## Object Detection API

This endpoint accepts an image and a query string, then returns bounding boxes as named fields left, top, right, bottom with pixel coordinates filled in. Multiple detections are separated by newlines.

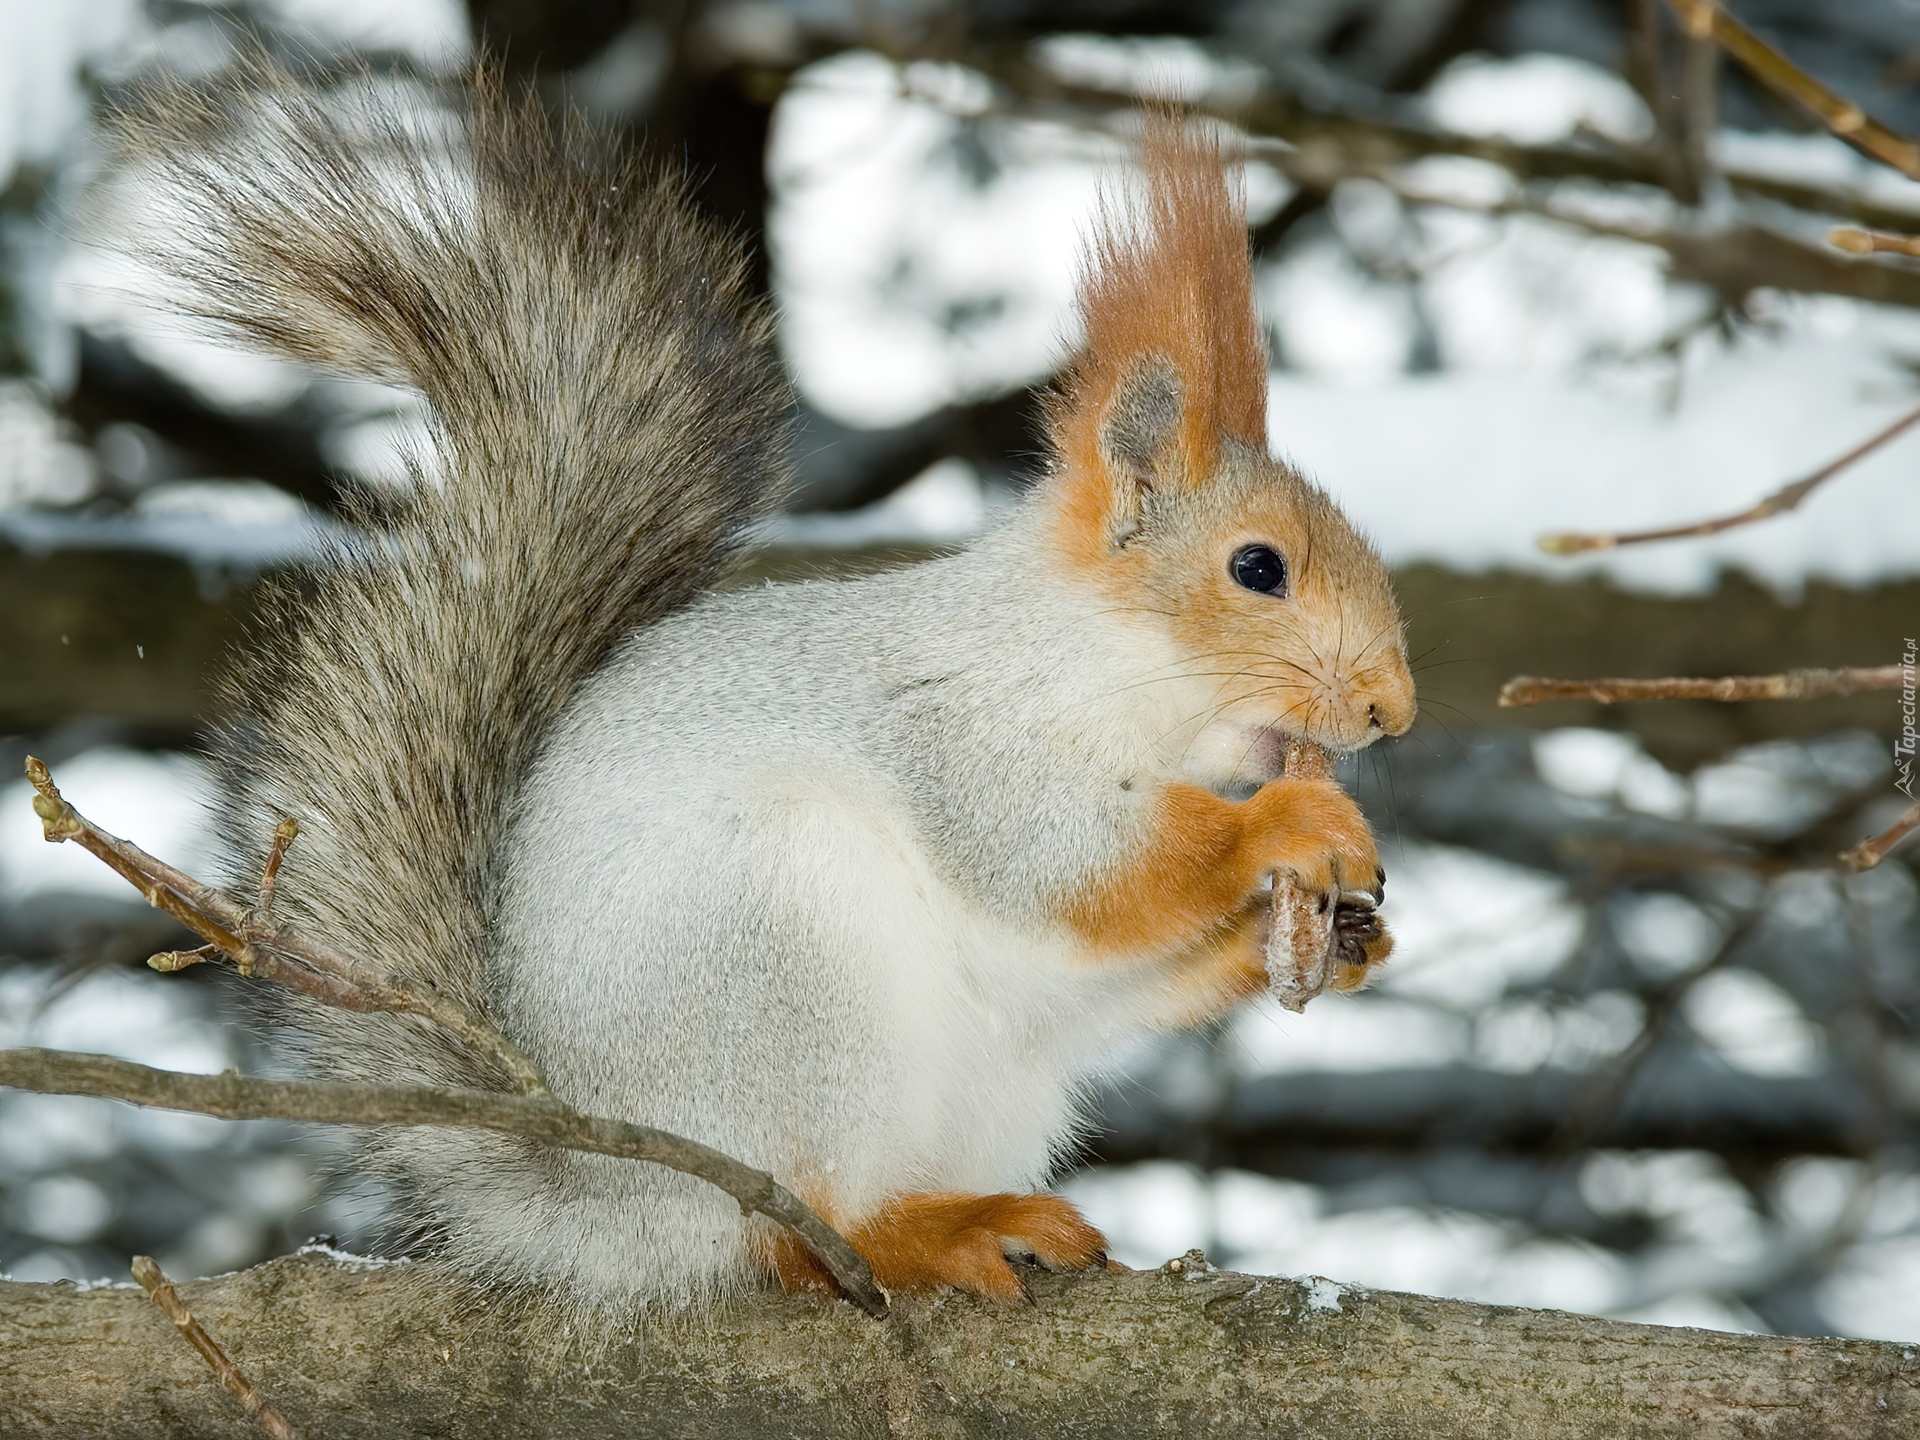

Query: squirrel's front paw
left=1249, top=776, right=1381, bottom=902
left=1330, top=895, right=1394, bottom=991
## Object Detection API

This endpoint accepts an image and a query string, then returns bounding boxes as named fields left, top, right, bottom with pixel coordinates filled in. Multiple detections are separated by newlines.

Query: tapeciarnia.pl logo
left=1899, top=637, right=1917, bottom=799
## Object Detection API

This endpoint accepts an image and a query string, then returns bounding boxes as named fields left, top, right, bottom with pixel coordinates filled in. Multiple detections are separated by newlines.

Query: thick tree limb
left=2, top=1250, right=1914, bottom=1438
left=1538, top=402, right=1920, bottom=554
left=130, top=1257, right=302, bottom=1440
left=0, top=1048, right=887, bottom=1319
left=1499, top=665, right=1904, bottom=707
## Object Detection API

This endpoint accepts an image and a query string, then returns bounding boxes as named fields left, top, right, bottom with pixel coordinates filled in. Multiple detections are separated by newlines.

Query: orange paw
left=765, top=1191, right=1108, bottom=1302
left=1250, top=776, right=1380, bottom=897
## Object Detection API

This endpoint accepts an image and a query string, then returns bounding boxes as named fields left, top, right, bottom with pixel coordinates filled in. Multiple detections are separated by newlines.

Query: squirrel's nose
left=1366, top=692, right=1416, bottom=738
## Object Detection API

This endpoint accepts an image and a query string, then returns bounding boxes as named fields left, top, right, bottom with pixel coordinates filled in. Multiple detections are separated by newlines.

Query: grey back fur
left=110, top=62, right=787, bottom=1101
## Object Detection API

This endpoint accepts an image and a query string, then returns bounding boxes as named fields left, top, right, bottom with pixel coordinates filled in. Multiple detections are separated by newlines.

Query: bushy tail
left=113, top=63, right=787, bottom=1093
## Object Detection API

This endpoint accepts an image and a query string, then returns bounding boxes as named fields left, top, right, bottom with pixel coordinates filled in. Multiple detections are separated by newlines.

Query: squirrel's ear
left=1099, top=359, right=1184, bottom=540
left=1046, top=115, right=1268, bottom=558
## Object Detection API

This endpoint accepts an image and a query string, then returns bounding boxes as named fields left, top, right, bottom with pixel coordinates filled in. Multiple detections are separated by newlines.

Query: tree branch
left=25, top=756, right=548, bottom=1099
left=130, top=1256, right=303, bottom=1440
left=1499, top=666, right=1905, bottom=707
left=1538, top=402, right=1920, bottom=554
left=15, top=759, right=889, bottom=1318
left=1664, top=0, right=1920, bottom=178
left=1832, top=227, right=1920, bottom=259
left=1676, top=0, right=1720, bottom=200
left=951, top=43, right=1920, bottom=242
left=1842, top=800, right=1920, bottom=871
left=3, top=1250, right=1914, bottom=1438
left=0, top=1047, right=888, bottom=1318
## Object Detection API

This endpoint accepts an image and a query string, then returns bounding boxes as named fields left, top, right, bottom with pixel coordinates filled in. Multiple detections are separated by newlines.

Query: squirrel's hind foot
left=766, top=1191, right=1108, bottom=1303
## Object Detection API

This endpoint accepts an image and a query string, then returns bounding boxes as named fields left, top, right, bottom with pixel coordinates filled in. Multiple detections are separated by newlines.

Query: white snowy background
left=2, top=1, right=1917, bottom=1343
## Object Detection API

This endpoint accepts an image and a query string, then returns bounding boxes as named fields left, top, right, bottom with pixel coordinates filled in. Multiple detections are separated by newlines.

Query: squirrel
left=114, top=64, right=1415, bottom=1314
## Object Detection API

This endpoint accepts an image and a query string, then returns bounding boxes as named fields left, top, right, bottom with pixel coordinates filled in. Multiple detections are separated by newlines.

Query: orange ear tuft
left=1048, top=114, right=1267, bottom=527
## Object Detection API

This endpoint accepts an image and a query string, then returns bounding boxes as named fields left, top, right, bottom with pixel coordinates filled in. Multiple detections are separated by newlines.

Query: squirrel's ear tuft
left=1048, top=113, right=1267, bottom=547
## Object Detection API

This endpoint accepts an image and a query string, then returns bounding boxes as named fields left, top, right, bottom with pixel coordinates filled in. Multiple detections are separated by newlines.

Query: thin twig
left=131, top=1255, right=304, bottom=1440
left=1499, top=666, right=1904, bottom=707
left=1841, top=801, right=1920, bottom=871
left=1664, top=0, right=1920, bottom=178
left=25, top=757, right=549, bottom=1098
left=1831, top=227, right=1920, bottom=258
left=1537, top=402, right=1920, bottom=554
left=17, top=759, right=888, bottom=1316
left=149, top=944, right=219, bottom=974
left=255, top=818, right=298, bottom=920
left=964, top=41, right=1920, bottom=234
left=8, top=1050, right=890, bottom=1318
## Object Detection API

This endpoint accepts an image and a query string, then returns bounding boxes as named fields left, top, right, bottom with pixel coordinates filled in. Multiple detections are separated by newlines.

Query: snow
left=1718, top=129, right=1920, bottom=215
left=762, top=457, right=996, bottom=547
left=1425, top=52, right=1654, bottom=146
left=1824, top=1236, right=1920, bottom=1342
left=1692, top=734, right=1891, bottom=837
left=1263, top=320, right=1920, bottom=595
left=1612, top=892, right=1725, bottom=979
left=1229, top=994, right=1471, bottom=1075
left=1304, top=1276, right=1345, bottom=1311
left=55, top=237, right=317, bottom=416
left=1064, top=1163, right=1629, bottom=1316
left=768, top=51, right=1110, bottom=427
left=1066, top=1146, right=1870, bottom=1329
left=1534, top=729, right=1690, bottom=818
left=0, top=502, right=328, bottom=570
left=765, top=50, right=1920, bottom=594
left=0, top=960, right=242, bottom=1240
left=9, top=1175, right=114, bottom=1245
left=0, top=0, right=143, bottom=188
left=0, top=383, right=95, bottom=511
left=1682, top=969, right=1827, bottom=1078
left=1033, top=33, right=1257, bottom=106
left=1368, top=843, right=1585, bottom=1008
left=258, top=0, right=470, bottom=67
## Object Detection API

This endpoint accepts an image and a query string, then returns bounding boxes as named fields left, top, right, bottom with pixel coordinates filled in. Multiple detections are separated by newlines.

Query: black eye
left=1231, top=544, right=1288, bottom=596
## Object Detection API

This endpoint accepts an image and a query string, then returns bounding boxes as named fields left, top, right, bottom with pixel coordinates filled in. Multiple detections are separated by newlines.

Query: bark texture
left=3, top=1250, right=1915, bottom=1439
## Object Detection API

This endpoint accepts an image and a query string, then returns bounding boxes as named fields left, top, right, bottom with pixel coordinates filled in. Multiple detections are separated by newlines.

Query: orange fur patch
left=1047, top=115, right=1268, bottom=565
left=1159, top=897, right=1274, bottom=1027
left=1060, top=777, right=1379, bottom=961
left=764, top=1192, right=1108, bottom=1302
